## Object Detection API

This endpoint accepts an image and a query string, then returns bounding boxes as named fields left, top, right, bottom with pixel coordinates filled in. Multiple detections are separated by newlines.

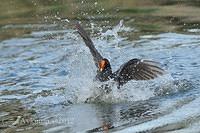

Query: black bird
left=76, top=23, right=166, bottom=88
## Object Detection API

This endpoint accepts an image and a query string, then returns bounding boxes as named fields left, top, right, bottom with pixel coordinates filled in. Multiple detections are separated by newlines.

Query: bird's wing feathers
left=113, top=59, right=166, bottom=86
left=76, top=23, right=103, bottom=67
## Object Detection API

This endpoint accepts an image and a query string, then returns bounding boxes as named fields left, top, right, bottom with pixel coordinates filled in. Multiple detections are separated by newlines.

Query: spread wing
left=113, top=59, right=166, bottom=87
left=76, top=23, right=103, bottom=67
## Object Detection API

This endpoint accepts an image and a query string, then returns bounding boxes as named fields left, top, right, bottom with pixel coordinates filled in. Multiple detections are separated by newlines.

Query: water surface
left=1, top=0, right=200, bottom=133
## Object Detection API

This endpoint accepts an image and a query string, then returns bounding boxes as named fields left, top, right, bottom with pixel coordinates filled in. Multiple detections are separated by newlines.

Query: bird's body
left=76, top=23, right=165, bottom=88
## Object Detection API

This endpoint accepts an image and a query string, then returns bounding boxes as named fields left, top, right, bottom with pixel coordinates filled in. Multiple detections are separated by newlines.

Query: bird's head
left=96, top=58, right=112, bottom=82
left=98, top=58, right=111, bottom=72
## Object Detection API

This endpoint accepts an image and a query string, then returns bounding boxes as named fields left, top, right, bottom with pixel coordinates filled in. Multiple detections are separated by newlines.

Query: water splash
left=63, top=22, right=179, bottom=104
left=101, top=20, right=133, bottom=46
